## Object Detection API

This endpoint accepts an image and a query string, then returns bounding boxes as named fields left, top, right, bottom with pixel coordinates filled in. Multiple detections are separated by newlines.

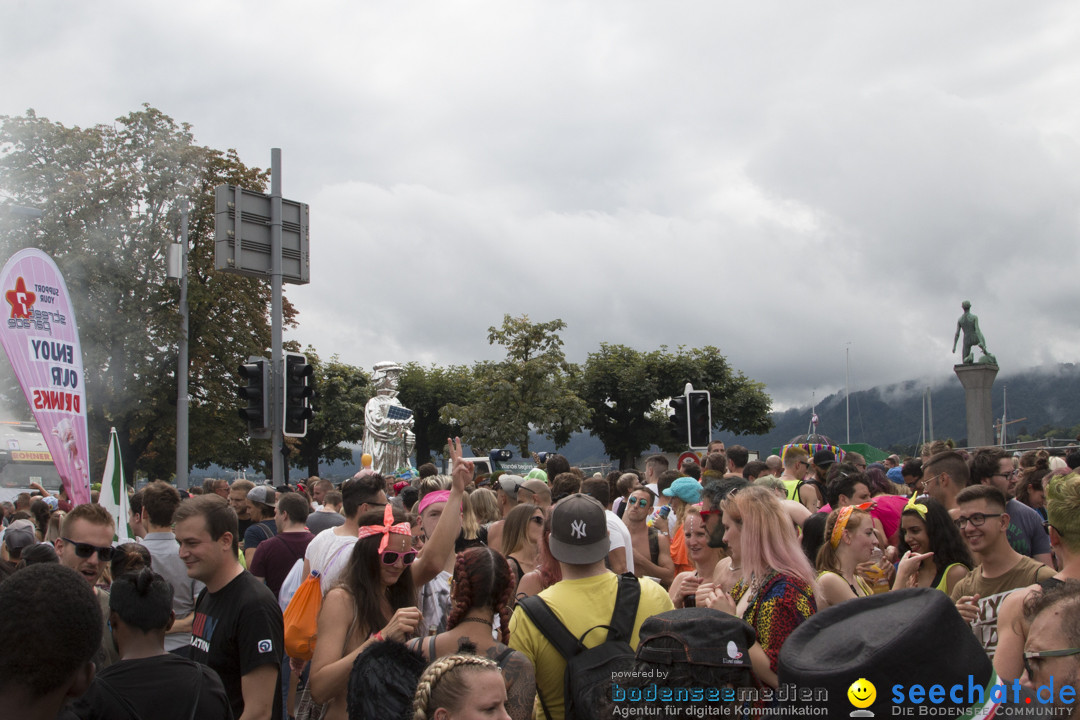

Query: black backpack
left=518, top=573, right=641, bottom=720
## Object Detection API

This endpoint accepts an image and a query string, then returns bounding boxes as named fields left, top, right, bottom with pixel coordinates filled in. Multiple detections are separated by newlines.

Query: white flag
left=99, top=427, right=133, bottom=543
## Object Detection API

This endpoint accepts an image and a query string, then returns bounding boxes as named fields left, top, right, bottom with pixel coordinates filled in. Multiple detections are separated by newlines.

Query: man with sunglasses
left=951, top=485, right=1055, bottom=662
left=991, top=471, right=1080, bottom=683
left=55, top=503, right=119, bottom=670
left=1020, top=579, right=1080, bottom=717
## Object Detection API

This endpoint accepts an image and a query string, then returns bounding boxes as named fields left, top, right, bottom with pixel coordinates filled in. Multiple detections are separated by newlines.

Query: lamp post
left=167, top=207, right=190, bottom=491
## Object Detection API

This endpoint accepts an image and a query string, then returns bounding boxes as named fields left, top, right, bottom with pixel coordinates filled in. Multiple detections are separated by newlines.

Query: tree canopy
left=441, top=315, right=588, bottom=457
left=0, top=106, right=293, bottom=478
left=578, top=343, right=773, bottom=468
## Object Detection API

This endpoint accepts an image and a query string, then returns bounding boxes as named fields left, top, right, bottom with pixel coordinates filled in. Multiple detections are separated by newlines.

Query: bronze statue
left=953, top=300, right=996, bottom=365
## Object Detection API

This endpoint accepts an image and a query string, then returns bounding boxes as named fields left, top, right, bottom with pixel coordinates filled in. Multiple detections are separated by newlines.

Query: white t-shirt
left=304, top=528, right=358, bottom=595
left=605, top=509, right=635, bottom=575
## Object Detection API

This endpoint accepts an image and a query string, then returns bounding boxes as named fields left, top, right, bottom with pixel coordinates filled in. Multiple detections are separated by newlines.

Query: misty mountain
left=192, top=363, right=1080, bottom=481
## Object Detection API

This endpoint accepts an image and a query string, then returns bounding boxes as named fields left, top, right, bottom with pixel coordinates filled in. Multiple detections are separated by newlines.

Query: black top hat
left=778, top=588, right=995, bottom=716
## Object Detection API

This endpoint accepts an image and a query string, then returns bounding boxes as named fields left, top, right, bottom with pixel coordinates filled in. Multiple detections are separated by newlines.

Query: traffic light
left=237, top=357, right=270, bottom=439
left=668, top=396, right=689, bottom=445
left=283, top=352, right=314, bottom=437
left=688, top=390, right=712, bottom=449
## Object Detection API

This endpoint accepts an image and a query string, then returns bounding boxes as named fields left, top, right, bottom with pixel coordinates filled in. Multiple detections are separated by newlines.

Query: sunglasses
left=61, top=537, right=114, bottom=561
left=698, top=509, right=722, bottom=518
left=381, top=550, right=417, bottom=566
left=630, top=498, right=650, bottom=508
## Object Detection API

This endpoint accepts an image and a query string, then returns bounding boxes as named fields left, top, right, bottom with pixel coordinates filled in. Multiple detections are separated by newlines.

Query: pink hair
left=725, top=486, right=817, bottom=589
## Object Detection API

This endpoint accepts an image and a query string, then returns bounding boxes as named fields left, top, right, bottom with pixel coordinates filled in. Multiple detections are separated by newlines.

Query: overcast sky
left=3, top=1, right=1080, bottom=411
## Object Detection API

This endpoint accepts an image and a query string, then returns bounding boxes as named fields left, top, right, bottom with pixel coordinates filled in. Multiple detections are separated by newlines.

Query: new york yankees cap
left=547, top=493, right=609, bottom=565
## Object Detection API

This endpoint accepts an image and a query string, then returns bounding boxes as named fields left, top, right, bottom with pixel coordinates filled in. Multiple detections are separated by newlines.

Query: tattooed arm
left=487, top=645, right=536, bottom=720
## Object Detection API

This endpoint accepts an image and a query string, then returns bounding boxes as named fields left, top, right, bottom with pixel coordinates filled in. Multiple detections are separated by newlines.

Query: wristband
left=370, top=631, right=384, bottom=642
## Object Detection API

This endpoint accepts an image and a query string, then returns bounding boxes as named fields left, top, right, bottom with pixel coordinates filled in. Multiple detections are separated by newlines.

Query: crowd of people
left=1, top=437, right=1079, bottom=719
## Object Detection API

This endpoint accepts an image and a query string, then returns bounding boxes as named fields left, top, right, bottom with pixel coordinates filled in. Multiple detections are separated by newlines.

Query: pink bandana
left=357, top=503, right=412, bottom=552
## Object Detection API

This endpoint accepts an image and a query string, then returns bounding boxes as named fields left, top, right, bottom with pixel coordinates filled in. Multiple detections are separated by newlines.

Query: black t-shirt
left=190, top=570, right=284, bottom=720
left=62, top=653, right=232, bottom=720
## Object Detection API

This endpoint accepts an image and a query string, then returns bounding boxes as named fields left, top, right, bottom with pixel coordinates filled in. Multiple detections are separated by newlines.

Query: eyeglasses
left=61, top=538, right=114, bottom=561
left=629, top=498, right=650, bottom=508
left=1043, top=521, right=1061, bottom=534
left=365, top=501, right=387, bottom=509
left=1023, top=647, right=1080, bottom=680
left=411, top=534, right=427, bottom=548
left=954, top=513, right=1003, bottom=529
left=923, top=472, right=945, bottom=490
left=530, top=516, right=544, bottom=525
left=381, top=550, right=417, bottom=566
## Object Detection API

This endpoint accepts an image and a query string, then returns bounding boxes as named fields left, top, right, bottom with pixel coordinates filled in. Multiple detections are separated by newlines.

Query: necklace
left=458, top=617, right=493, bottom=627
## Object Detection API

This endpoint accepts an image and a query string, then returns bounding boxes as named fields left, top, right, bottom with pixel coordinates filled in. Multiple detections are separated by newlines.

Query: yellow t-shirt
left=508, top=572, right=675, bottom=720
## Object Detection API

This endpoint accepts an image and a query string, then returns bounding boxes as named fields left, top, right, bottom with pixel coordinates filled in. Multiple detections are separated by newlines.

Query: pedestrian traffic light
left=283, top=352, right=314, bottom=437
left=669, top=396, right=689, bottom=445
left=688, top=390, right=712, bottom=449
left=237, top=357, right=270, bottom=439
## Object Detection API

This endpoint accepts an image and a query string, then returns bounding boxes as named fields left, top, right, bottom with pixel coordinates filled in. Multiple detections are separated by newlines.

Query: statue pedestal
left=954, top=364, right=999, bottom=447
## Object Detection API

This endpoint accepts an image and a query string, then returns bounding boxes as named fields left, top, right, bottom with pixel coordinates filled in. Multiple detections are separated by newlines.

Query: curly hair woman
left=893, top=494, right=973, bottom=595
left=407, top=546, right=535, bottom=720
left=412, top=646, right=510, bottom=720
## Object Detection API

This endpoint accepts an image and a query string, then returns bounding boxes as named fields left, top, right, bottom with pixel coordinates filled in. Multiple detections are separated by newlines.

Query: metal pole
left=176, top=206, right=190, bottom=490
left=270, top=149, right=284, bottom=485
left=845, top=344, right=851, bottom=445
left=928, top=387, right=934, bottom=442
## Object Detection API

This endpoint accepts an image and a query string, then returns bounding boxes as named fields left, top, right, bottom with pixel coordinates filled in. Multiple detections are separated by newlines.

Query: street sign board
left=214, top=184, right=310, bottom=284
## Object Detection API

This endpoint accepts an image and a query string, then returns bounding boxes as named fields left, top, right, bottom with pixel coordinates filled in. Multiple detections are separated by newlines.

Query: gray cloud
left=4, top=1, right=1080, bottom=411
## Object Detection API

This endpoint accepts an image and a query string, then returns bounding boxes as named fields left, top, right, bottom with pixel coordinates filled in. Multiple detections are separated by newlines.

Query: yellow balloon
left=361, top=453, right=373, bottom=467
left=847, top=678, right=876, bottom=709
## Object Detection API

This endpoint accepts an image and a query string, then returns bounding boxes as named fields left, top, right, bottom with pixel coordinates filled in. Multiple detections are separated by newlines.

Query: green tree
left=441, top=315, right=588, bottom=457
left=292, top=349, right=370, bottom=477
left=578, top=343, right=773, bottom=468
left=397, top=362, right=475, bottom=465
left=0, top=106, right=293, bottom=478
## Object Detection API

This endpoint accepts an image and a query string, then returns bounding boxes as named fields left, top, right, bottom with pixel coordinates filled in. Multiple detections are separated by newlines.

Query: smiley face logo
left=847, top=678, right=876, bottom=709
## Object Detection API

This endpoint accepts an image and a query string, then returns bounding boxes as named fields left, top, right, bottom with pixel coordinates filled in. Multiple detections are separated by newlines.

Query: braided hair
left=412, top=646, right=501, bottom=720
left=445, top=546, right=515, bottom=644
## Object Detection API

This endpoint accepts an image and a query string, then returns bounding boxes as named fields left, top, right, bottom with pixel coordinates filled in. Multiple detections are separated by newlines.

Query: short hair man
left=901, top=458, right=924, bottom=493
left=544, top=453, right=571, bottom=479
left=250, top=492, right=315, bottom=598
left=922, top=450, right=970, bottom=511
left=969, top=448, right=1053, bottom=567
left=0, top=564, right=101, bottom=719
left=228, top=479, right=256, bottom=538
left=1020, top=580, right=1080, bottom=718
left=621, top=486, right=675, bottom=586
left=581, top=477, right=634, bottom=575
left=243, top=485, right=278, bottom=566
left=643, top=454, right=669, bottom=491
left=65, top=569, right=231, bottom=718
left=705, top=440, right=726, bottom=456
left=55, top=503, right=119, bottom=670
left=309, top=477, right=334, bottom=507
left=306, top=489, right=345, bottom=535
left=764, top=455, right=782, bottom=476
left=780, top=448, right=822, bottom=512
left=137, top=480, right=204, bottom=656
left=726, top=445, right=750, bottom=478
left=128, top=489, right=147, bottom=539
left=509, top=494, right=675, bottom=720
left=742, top=460, right=770, bottom=481
left=303, top=472, right=387, bottom=595
left=951, top=485, right=1055, bottom=662
left=518, top=478, right=552, bottom=510
left=824, top=472, right=872, bottom=509
left=175, top=495, right=284, bottom=720
left=612, top=472, right=641, bottom=518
